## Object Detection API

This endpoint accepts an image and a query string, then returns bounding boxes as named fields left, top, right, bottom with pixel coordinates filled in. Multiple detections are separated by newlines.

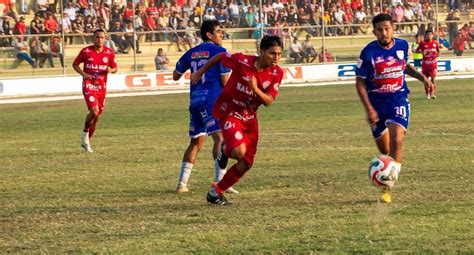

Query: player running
left=355, top=14, right=434, bottom=203
left=191, top=35, right=284, bottom=205
left=416, top=29, right=439, bottom=99
left=73, top=29, right=117, bottom=153
left=173, top=20, right=237, bottom=194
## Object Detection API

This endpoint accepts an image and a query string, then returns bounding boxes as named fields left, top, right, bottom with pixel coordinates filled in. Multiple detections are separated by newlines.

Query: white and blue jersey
left=356, top=38, right=411, bottom=138
left=175, top=42, right=230, bottom=138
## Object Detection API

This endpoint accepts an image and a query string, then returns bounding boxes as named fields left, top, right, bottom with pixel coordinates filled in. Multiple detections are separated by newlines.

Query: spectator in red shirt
left=44, top=12, right=58, bottom=34
left=318, top=47, right=333, bottom=62
left=351, top=0, right=363, bottom=11
left=13, top=15, right=26, bottom=35
left=146, top=1, right=159, bottom=24
left=122, top=2, right=134, bottom=23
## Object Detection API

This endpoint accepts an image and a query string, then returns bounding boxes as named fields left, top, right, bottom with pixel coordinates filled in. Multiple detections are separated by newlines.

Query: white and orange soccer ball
left=368, top=155, right=398, bottom=187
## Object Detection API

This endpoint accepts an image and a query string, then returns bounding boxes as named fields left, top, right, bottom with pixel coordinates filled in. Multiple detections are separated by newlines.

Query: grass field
left=1, top=78, right=473, bottom=253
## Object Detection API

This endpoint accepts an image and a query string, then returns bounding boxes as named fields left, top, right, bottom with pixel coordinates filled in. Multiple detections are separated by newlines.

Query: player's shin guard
left=214, top=164, right=244, bottom=195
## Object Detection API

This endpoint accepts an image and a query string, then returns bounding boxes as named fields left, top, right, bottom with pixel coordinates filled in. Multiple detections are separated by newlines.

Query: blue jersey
left=175, top=42, right=230, bottom=109
left=355, top=38, right=411, bottom=104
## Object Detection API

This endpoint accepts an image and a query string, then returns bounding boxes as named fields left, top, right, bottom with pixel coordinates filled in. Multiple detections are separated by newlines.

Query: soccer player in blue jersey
left=355, top=14, right=434, bottom=203
left=173, top=20, right=238, bottom=194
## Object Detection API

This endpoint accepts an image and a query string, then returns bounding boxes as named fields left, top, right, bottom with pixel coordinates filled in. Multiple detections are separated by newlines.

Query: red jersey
left=73, top=46, right=117, bottom=91
left=212, top=52, right=284, bottom=121
left=416, top=40, right=439, bottom=66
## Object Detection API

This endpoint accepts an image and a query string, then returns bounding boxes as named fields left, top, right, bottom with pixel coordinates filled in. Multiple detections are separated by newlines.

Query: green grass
left=1, top=78, right=473, bottom=253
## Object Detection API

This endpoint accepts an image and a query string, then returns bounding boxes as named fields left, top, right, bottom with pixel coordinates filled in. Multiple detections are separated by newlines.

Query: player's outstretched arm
left=406, top=63, right=434, bottom=92
left=190, top=53, right=222, bottom=84
left=355, top=77, right=379, bottom=125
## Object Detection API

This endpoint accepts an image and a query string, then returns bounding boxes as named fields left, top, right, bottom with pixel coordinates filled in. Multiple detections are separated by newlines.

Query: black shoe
left=206, top=192, right=230, bottom=205
left=216, top=145, right=228, bottom=169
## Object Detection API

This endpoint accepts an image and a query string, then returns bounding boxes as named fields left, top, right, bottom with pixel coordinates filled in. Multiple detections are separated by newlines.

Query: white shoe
left=177, top=184, right=189, bottom=193
left=426, top=94, right=431, bottom=99
left=225, top=186, right=239, bottom=194
left=81, top=142, right=93, bottom=152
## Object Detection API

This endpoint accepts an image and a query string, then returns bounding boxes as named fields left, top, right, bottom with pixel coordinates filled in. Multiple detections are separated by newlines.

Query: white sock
left=393, top=162, right=402, bottom=180
left=214, top=160, right=226, bottom=182
left=177, top=162, right=193, bottom=188
left=82, top=131, right=89, bottom=144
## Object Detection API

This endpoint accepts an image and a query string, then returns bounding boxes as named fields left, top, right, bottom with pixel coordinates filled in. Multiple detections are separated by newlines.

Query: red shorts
left=422, top=65, right=437, bottom=78
left=83, top=88, right=106, bottom=114
left=219, top=115, right=259, bottom=167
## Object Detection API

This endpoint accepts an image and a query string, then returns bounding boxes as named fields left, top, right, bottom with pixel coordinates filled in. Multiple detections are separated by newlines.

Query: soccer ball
left=368, top=155, right=397, bottom=187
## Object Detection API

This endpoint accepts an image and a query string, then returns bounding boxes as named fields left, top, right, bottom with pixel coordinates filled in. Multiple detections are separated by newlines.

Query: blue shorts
left=371, top=97, right=410, bottom=139
left=189, top=103, right=221, bottom=138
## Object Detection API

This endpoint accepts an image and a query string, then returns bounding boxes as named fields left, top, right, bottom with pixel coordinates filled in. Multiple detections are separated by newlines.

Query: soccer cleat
left=206, top=192, right=230, bottom=205
left=225, top=186, right=239, bottom=194
left=81, top=143, right=93, bottom=153
left=380, top=186, right=392, bottom=203
left=177, top=185, right=189, bottom=193
left=216, top=145, right=229, bottom=169
left=426, top=94, right=431, bottom=99
left=431, top=95, right=437, bottom=99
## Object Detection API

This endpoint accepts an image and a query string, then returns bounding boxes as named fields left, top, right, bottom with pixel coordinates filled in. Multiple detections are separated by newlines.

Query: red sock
left=215, top=164, right=245, bottom=195
left=89, top=127, right=95, bottom=139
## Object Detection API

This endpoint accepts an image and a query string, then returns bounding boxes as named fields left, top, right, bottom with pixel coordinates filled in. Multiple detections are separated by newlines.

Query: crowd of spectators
left=0, top=0, right=473, bottom=67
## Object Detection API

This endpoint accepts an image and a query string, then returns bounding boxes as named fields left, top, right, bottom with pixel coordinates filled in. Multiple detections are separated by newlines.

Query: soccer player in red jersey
left=416, top=29, right=439, bottom=99
left=73, top=29, right=117, bottom=152
left=191, top=35, right=284, bottom=205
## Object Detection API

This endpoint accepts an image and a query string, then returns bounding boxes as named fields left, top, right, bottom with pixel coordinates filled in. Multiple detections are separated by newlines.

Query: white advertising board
left=1, top=58, right=473, bottom=97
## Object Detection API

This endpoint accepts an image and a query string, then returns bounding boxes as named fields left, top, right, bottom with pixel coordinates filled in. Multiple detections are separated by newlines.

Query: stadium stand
left=0, top=0, right=473, bottom=78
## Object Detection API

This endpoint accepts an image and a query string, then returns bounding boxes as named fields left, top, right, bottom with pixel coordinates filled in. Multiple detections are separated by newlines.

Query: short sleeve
left=72, top=48, right=85, bottom=66
left=355, top=49, right=370, bottom=79
left=175, top=51, right=190, bottom=74
left=109, top=51, right=117, bottom=68
left=220, top=52, right=240, bottom=70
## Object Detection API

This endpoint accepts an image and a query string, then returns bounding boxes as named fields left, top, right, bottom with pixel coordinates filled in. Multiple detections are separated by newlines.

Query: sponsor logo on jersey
left=89, top=96, right=96, bottom=102
left=191, top=51, right=209, bottom=59
left=86, top=63, right=108, bottom=70
left=88, top=57, right=94, bottom=61
left=236, top=82, right=254, bottom=96
left=375, top=56, right=384, bottom=64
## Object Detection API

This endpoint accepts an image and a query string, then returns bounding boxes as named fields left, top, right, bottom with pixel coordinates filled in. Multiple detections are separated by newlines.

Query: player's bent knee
left=231, top=146, right=246, bottom=160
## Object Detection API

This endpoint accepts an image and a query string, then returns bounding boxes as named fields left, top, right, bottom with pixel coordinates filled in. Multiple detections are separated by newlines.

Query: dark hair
left=260, top=35, right=284, bottom=50
left=93, top=29, right=106, bottom=35
left=425, top=29, right=433, bottom=34
left=372, top=13, right=393, bottom=28
left=200, top=20, right=221, bottom=41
